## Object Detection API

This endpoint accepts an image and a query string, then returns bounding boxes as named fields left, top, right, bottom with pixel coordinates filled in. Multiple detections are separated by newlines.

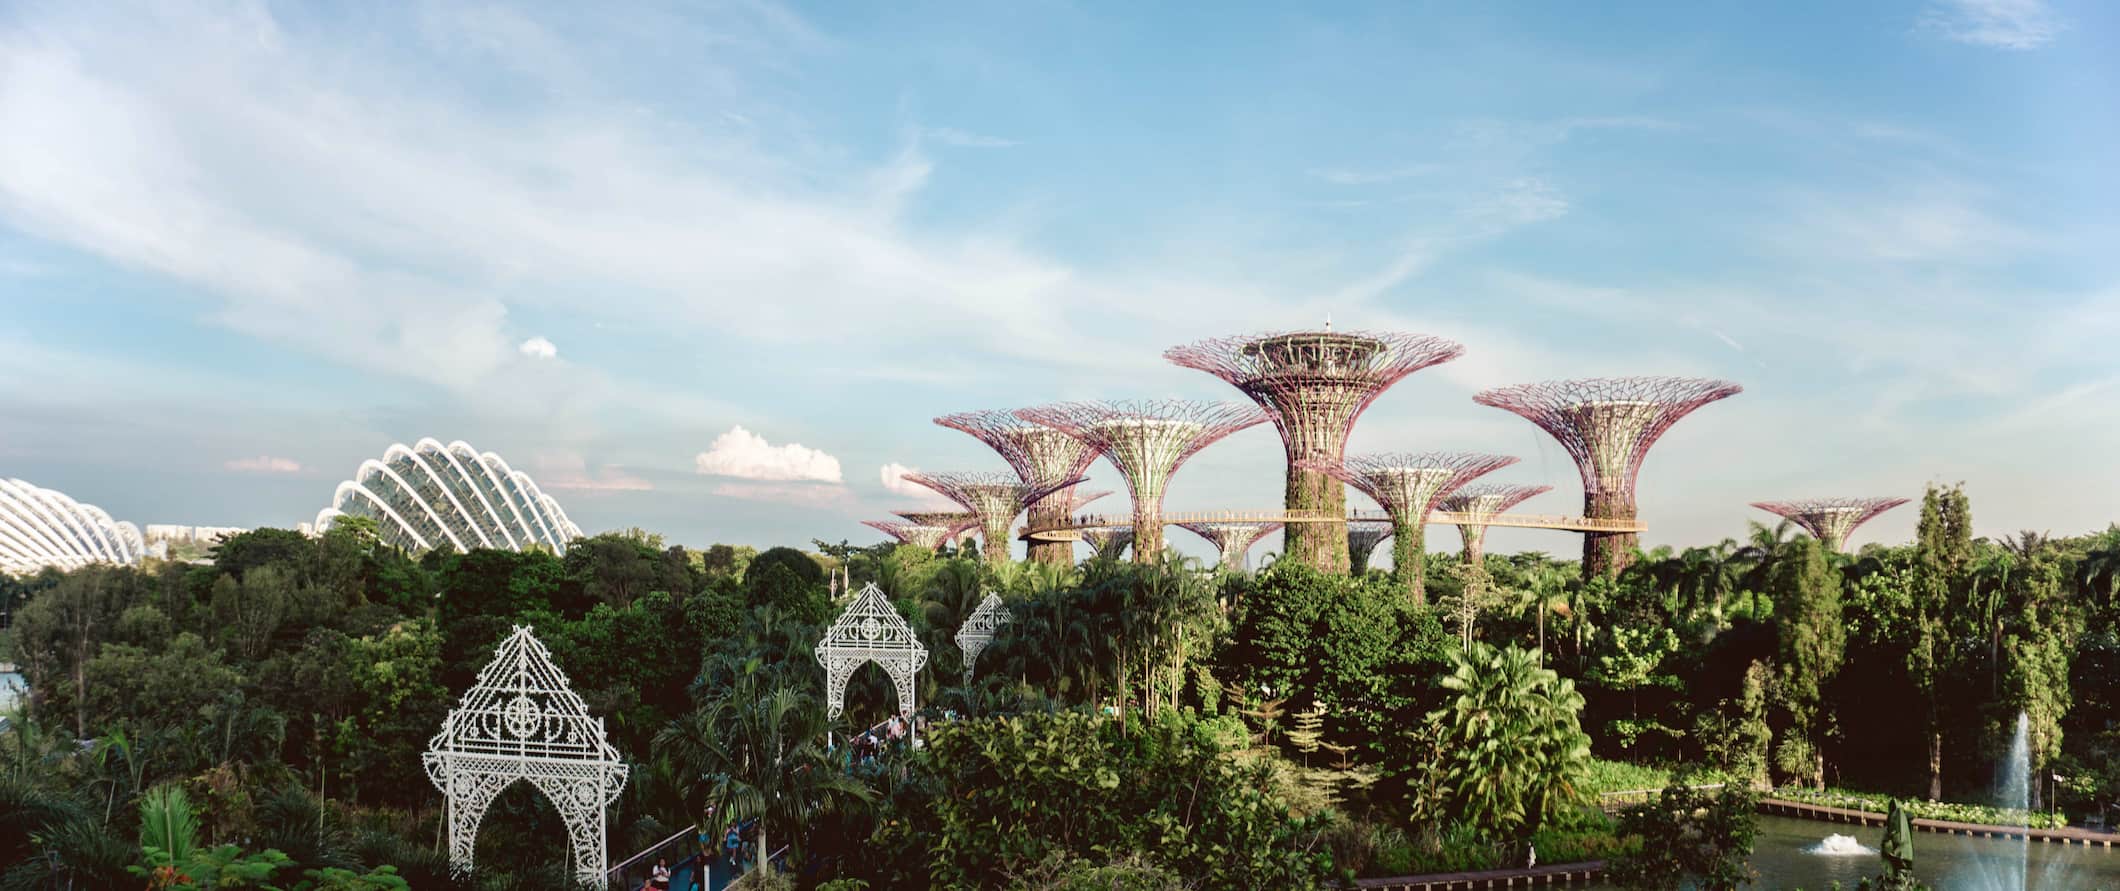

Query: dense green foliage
left=3, top=479, right=2117, bottom=887
left=1607, top=784, right=1759, bottom=891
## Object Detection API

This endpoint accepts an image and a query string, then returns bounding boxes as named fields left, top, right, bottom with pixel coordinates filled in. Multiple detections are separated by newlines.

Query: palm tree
left=654, top=666, right=874, bottom=878
left=1735, top=521, right=1798, bottom=618
left=2077, top=527, right=2120, bottom=611
left=1514, top=566, right=1571, bottom=668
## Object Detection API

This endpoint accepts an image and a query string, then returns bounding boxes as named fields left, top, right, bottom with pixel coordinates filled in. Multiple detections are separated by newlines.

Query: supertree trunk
left=1583, top=489, right=1638, bottom=578
left=1027, top=499, right=1073, bottom=565
left=1285, top=463, right=1349, bottom=572
left=1392, top=518, right=1425, bottom=604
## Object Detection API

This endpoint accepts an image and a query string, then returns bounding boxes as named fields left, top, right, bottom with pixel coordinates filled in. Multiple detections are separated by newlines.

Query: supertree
left=1750, top=497, right=1910, bottom=552
left=902, top=471, right=1084, bottom=564
left=862, top=520, right=953, bottom=551
left=936, top=410, right=1106, bottom=566
left=893, top=509, right=981, bottom=542
left=1302, top=452, right=1517, bottom=603
left=1438, top=483, right=1553, bottom=565
left=1167, top=327, right=1464, bottom=573
left=1347, top=520, right=1394, bottom=575
left=1016, top=399, right=1267, bottom=562
left=1176, top=521, right=1284, bottom=571
left=1474, top=376, right=1741, bottom=577
left=1079, top=525, right=1135, bottom=562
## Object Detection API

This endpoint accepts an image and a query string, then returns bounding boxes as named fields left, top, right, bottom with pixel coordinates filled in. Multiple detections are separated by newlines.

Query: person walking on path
left=650, top=858, right=671, bottom=891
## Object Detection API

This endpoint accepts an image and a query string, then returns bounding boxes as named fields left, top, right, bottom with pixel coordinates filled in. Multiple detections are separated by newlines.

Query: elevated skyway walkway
left=1020, top=508, right=1645, bottom=542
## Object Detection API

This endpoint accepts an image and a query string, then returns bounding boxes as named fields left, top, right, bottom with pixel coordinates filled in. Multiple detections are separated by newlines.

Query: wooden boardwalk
left=1355, top=860, right=1606, bottom=890
left=1759, top=798, right=2120, bottom=847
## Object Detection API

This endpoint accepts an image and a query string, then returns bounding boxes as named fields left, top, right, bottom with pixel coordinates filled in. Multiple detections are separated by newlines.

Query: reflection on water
left=1581, top=816, right=2120, bottom=890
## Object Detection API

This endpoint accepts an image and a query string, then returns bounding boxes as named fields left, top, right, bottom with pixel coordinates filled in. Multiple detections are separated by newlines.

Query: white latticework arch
left=424, top=626, right=628, bottom=887
left=954, top=592, right=1010, bottom=686
left=816, top=582, right=928, bottom=723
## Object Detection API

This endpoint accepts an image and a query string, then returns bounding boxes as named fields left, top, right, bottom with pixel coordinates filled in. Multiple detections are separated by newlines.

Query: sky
left=1, top=0, right=2115, bottom=563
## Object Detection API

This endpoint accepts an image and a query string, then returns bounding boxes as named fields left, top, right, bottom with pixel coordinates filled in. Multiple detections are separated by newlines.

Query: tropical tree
left=654, top=661, right=874, bottom=876
left=1414, top=643, right=1592, bottom=847
left=1770, top=537, right=1845, bottom=789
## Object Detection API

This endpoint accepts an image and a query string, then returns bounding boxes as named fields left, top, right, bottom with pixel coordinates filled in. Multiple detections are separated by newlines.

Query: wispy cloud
left=225, top=455, right=302, bottom=473
left=694, top=426, right=842, bottom=482
left=927, top=127, right=1019, bottom=148
left=1918, top=0, right=2063, bottom=49
left=710, top=481, right=856, bottom=511
left=879, top=462, right=956, bottom=506
left=534, top=452, right=651, bottom=492
left=1306, top=164, right=1438, bottom=186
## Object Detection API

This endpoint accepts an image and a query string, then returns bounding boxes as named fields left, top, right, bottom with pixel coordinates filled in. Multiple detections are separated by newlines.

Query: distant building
left=143, top=524, right=250, bottom=546
left=0, top=478, right=144, bottom=575
left=313, top=437, right=583, bottom=555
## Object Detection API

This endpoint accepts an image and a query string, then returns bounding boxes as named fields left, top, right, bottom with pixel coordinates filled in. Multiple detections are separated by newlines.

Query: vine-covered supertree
left=1167, top=327, right=1464, bottom=573
left=1347, top=520, right=1394, bottom=575
left=1016, top=399, right=1266, bottom=562
left=1079, top=525, right=1135, bottom=562
left=1176, top=521, right=1284, bottom=571
left=1474, top=376, right=1741, bottom=577
left=861, top=520, right=953, bottom=551
left=902, top=471, right=1084, bottom=564
left=1302, top=452, right=1517, bottom=603
left=936, top=410, right=1107, bottom=566
left=1438, top=483, right=1553, bottom=565
left=1750, top=497, right=1909, bottom=552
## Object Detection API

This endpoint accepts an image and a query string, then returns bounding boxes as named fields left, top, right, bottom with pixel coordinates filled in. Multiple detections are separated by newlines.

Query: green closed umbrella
left=1880, top=799, right=1915, bottom=880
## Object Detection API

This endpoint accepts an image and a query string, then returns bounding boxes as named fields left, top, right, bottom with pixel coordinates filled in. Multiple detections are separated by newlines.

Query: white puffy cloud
left=694, top=426, right=841, bottom=482
left=225, top=456, right=301, bottom=473
left=518, top=336, right=558, bottom=360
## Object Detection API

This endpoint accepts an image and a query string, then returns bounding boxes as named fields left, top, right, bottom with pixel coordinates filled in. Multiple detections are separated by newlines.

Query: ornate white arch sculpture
left=954, top=592, right=1010, bottom=686
left=816, top=582, right=928, bottom=722
left=424, top=626, right=628, bottom=887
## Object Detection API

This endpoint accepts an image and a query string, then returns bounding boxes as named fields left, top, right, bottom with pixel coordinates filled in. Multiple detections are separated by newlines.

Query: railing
left=611, top=717, right=916, bottom=889
left=1020, top=508, right=1645, bottom=540
left=608, top=826, right=697, bottom=889
left=608, top=825, right=789, bottom=891
left=1596, top=783, right=1725, bottom=810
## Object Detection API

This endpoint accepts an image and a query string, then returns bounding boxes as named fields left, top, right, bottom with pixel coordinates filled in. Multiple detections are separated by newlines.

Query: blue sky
left=1, top=0, right=2114, bottom=560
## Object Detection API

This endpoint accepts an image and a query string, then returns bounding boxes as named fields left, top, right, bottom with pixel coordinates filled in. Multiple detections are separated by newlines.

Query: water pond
left=1581, top=815, right=2120, bottom=890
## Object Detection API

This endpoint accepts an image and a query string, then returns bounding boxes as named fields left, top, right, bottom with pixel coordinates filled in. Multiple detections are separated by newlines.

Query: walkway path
left=1355, top=860, right=1606, bottom=890
left=1021, top=508, right=1643, bottom=541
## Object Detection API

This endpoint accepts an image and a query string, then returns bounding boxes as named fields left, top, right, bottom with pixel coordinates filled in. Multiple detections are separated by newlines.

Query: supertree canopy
left=1750, top=497, right=1910, bottom=552
left=1346, top=520, right=1394, bottom=575
left=862, top=520, right=954, bottom=551
left=1474, top=377, right=1741, bottom=577
left=1079, top=525, right=1135, bottom=562
left=903, top=471, right=1083, bottom=564
left=1303, top=451, right=1517, bottom=604
left=1176, top=521, right=1283, bottom=571
left=1438, top=483, right=1553, bottom=565
left=893, top=510, right=981, bottom=540
left=1016, top=399, right=1266, bottom=562
left=936, top=410, right=1106, bottom=566
left=1167, top=328, right=1464, bottom=573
